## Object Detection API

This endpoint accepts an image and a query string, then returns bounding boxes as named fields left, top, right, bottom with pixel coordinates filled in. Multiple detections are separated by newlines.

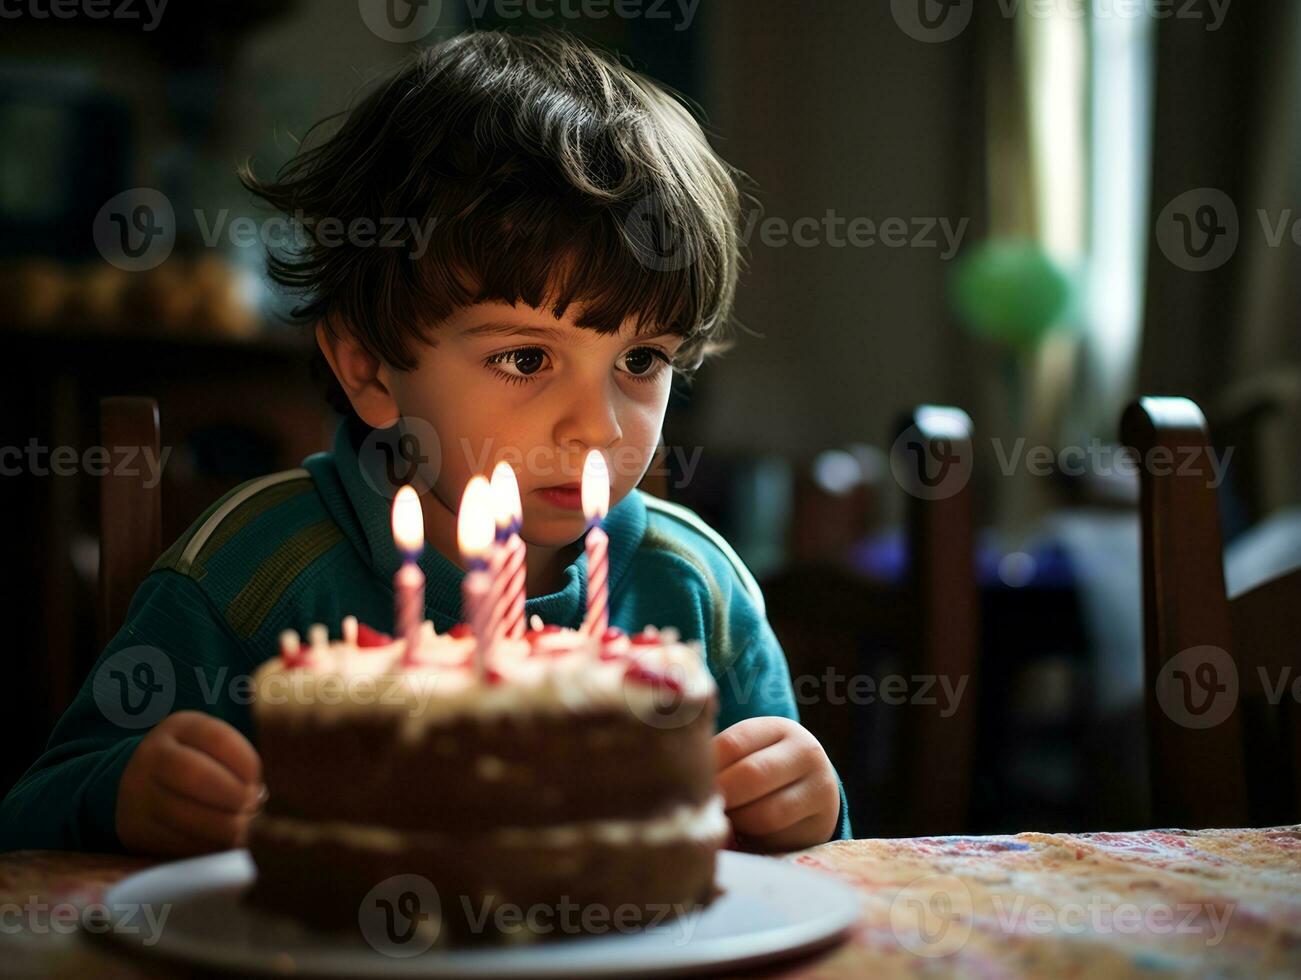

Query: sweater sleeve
left=713, top=598, right=854, bottom=844
left=0, top=570, right=258, bottom=853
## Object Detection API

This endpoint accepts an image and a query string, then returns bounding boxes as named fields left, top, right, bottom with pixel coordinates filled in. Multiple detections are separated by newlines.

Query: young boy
left=1, top=30, right=850, bottom=856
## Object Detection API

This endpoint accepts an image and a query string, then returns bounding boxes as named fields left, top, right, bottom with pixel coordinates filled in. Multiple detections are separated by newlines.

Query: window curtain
left=1141, top=4, right=1301, bottom=514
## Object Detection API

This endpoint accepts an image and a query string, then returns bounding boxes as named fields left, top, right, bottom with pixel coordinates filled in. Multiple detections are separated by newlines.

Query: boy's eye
left=484, top=344, right=671, bottom=387
left=484, top=346, right=550, bottom=383
left=618, top=347, right=671, bottom=381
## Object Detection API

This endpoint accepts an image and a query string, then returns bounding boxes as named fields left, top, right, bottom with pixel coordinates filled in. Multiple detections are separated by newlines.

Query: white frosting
left=254, top=795, right=729, bottom=852
left=254, top=619, right=716, bottom=737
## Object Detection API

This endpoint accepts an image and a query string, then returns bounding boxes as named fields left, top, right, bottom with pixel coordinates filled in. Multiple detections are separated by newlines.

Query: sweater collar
left=307, top=416, right=647, bottom=630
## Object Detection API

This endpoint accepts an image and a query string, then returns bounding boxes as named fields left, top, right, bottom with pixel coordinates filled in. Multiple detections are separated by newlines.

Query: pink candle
left=490, top=462, right=527, bottom=641
left=458, top=476, right=495, bottom=682
left=581, top=450, right=610, bottom=637
left=391, top=485, right=426, bottom=667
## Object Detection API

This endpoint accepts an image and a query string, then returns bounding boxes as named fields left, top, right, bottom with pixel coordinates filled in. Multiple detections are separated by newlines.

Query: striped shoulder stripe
left=641, top=494, right=765, bottom=617
left=161, top=469, right=314, bottom=579
left=225, top=518, right=344, bottom=639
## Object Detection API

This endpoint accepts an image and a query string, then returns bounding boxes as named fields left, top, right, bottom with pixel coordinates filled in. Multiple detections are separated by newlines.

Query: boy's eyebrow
left=460, top=321, right=679, bottom=341
left=460, top=322, right=568, bottom=340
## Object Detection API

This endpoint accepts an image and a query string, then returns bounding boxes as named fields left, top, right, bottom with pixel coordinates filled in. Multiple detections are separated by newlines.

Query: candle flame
left=490, top=461, right=522, bottom=528
left=581, top=449, right=610, bottom=520
left=457, top=475, right=495, bottom=559
left=391, top=485, right=424, bottom=553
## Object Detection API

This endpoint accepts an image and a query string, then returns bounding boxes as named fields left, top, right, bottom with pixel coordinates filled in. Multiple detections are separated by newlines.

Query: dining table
left=2, top=824, right=1299, bottom=977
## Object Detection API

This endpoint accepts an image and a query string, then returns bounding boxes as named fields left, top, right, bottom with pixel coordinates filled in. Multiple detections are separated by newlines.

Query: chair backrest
left=1122, top=395, right=1301, bottom=827
left=98, top=397, right=162, bottom=651
left=892, top=406, right=979, bottom=834
left=763, top=405, right=979, bottom=836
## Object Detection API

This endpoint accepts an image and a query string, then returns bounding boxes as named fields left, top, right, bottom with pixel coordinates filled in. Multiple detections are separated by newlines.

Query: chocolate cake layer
left=253, top=699, right=718, bottom=831
left=247, top=805, right=726, bottom=947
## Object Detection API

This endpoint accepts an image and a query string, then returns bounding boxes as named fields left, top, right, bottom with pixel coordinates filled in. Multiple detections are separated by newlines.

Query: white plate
left=101, top=849, right=860, bottom=977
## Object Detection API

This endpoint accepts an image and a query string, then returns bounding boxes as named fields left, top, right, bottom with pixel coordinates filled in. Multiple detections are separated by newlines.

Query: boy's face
left=386, top=301, right=683, bottom=548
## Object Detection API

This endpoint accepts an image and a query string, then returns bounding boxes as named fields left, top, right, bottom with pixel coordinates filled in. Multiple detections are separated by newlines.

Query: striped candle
left=391, top=485, right=426, bottom=667
left=457, top=476, right=495, bottom=682
left=491, top=462, right=528, bottom=641
left=581, top=450, right=610, bottom=638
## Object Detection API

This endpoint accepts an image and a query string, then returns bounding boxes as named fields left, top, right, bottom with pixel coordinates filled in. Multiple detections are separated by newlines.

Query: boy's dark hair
left=239, top=29, right=749, bottom=417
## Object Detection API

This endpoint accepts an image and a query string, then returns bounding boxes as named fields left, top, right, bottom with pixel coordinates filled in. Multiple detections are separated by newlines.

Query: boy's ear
left=315, top=320, right=400, bottom=428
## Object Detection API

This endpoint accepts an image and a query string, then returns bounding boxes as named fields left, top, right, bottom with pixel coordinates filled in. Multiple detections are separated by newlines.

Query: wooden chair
left=890, top=406, right=979, bottom=835
left=1122, top=395, right=1301, bottom=828
left=765, top=406, right=979, bottom=836
left=97, top=397, right=162, bottom=651
left=1211, top=369, right=1301, bottom=529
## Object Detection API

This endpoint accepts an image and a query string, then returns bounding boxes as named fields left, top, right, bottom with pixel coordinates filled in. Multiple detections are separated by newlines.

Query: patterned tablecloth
left=780, top=826, right=1301, bottom=977
left=1, top=826, right=1298, bottom=977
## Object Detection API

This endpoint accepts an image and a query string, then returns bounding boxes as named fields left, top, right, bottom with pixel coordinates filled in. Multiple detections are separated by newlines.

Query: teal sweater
left=1, top=417, right=851, bottom=851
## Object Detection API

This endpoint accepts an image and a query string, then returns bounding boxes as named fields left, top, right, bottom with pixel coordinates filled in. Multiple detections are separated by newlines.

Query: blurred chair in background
left=787, top=447, right=881, bottom=566
left=765, top=406, right=979, bottom=837
left=1123, top=396, right=1301, bottom=828
left=96, top=397, right=161, bottom=655
left=1212, top=369, right=1301, bottom=537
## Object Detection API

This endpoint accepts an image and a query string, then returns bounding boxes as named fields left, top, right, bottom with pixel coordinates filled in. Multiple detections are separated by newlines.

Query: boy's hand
left=116, top=711, right=265, bottom=857
left=714, top=717, right=840, bottom=852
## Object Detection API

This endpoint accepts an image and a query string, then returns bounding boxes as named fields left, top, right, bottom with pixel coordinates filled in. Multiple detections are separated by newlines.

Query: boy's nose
left=553, top=382, right=623, bottom=458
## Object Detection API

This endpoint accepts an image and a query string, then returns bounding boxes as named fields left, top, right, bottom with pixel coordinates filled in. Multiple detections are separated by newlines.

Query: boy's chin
left=520, top=510, right=589, bottom=549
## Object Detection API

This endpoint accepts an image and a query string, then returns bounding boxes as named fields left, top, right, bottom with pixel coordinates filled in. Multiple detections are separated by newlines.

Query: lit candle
left=581, top=449, right=610, bottom=637
left=391, top=485, right=426, bottom=667
left=458, top=475, right=495, bottom=682
left=490, top=462, right=528, bottom=641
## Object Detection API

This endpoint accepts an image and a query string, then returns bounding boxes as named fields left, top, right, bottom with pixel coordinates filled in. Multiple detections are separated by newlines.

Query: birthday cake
left=246, top=615, right=727, bottom=947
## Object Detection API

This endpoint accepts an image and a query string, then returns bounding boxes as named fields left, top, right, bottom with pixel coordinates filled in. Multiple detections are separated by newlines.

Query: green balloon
left=948, top=240, right=1072, bottom=351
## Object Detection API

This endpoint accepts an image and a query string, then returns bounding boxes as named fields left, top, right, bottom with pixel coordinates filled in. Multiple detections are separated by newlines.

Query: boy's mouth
left=534, top=483, right=583, bottom=511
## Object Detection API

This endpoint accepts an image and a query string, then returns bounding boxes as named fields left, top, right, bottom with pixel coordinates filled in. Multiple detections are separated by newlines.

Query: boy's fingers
left=713, top=720, right=784, bottom=771
left=153, top=738, right=255, bottom=813
left=716, top=741, right=800, bottom=811
left=155, top=784, right=250, bottom=850
left=726, top=773, right=820, bottom=839
left=170, top=712, right=262, bottom=787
